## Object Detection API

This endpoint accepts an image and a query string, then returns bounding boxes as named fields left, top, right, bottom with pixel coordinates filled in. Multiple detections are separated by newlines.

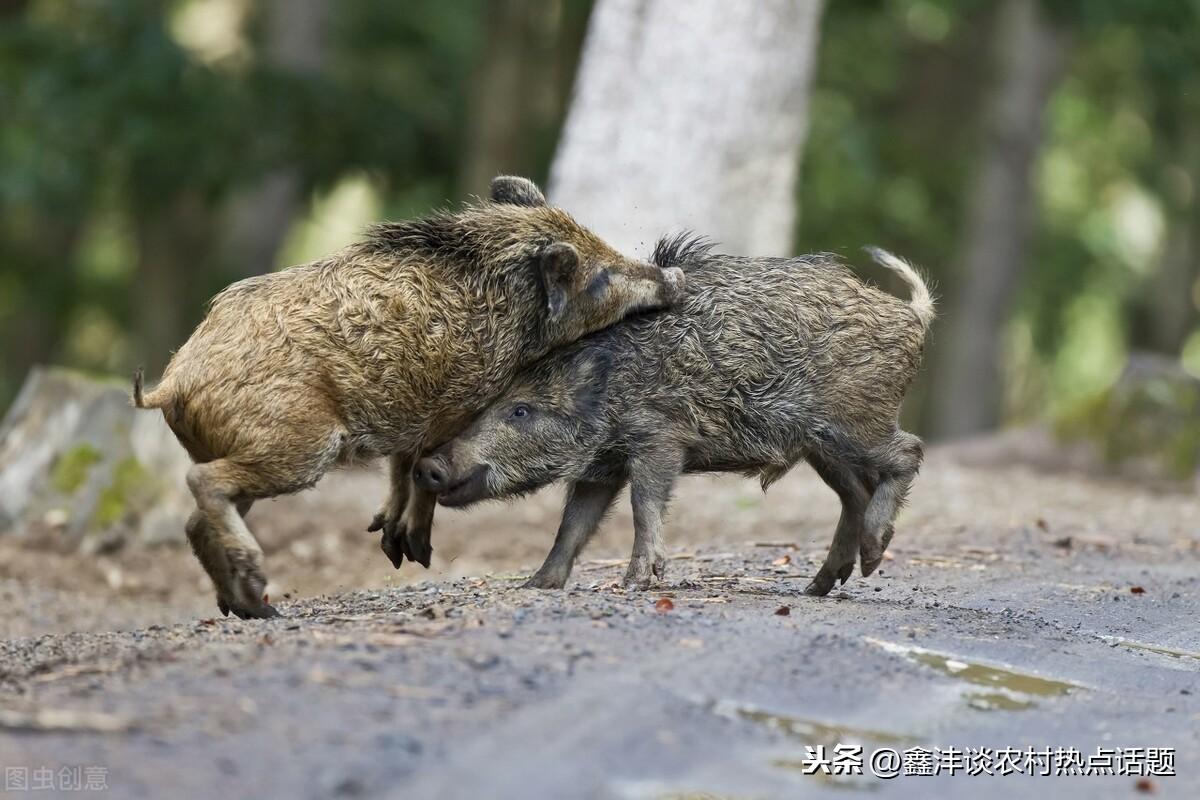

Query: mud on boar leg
left=525, top=479, right=626, bottom=589
left=624, top=451, right=681, bottom=590
left=186, top=462, right=279, bottom=619
left=804, top=453, right=871, bottom=597
left=860, top=432, right=923, bottom=577
left=369, top=452, right=415, bottom=569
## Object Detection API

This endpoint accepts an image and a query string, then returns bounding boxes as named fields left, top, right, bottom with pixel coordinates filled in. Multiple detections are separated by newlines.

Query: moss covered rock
left=0, top=366, right=192, bottom=550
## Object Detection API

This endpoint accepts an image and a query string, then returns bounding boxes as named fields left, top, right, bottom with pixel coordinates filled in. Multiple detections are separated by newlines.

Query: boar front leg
left=398, top=487, right=437, bottom=568
left=624, top=450, right=682, bottom=590
left=525, top=479, right=626, bottom=589
left=804, top=453, right=871, bottom=597
left=368, top=452, right=414, bottom=569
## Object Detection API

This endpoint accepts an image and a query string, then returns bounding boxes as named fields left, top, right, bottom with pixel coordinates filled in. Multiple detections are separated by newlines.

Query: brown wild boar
left=133, top=177, right=686, bottom=618
left=413, top=236, right=933, bottom=595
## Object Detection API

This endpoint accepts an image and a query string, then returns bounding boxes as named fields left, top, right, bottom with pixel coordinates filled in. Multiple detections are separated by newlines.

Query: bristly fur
left=424, top=243, right=936, bottom=594
left=129, top=175, right=684, bottom=619
left=651, top=231, right=716, bottom=271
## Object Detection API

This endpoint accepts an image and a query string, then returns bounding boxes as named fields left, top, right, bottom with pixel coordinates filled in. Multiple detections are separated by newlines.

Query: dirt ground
left=0, top=431, right=1197, bottom=798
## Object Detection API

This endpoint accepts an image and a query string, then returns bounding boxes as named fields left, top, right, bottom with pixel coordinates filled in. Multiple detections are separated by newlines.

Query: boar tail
left=131, top=366, right=171, bottom=409
left=864, top=247, right=936, bottom=330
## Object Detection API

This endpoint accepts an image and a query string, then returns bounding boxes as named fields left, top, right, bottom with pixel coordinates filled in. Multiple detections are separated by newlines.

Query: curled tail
left=864, top=246, right=936, bottom=330
left=131, top=366, right=172, bottom=409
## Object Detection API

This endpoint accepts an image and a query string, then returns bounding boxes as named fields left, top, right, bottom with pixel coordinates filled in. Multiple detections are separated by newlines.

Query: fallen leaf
left=1036, top=518, right=1049, bottom=531
left=1053, top=536, right=1073, bottom=549
left=198, top=619, right=216, bottom=626
left=775, top=605, right=791, bottom=616
left=1130, top=586, right=1146, bottom=595
left=655, top=597, right=674, bottom=612
left=771, top=555, right=791, bottom=566
left=1135, top=778, right=1156, bottom=794
left=262, top=594, right=269, bottom=605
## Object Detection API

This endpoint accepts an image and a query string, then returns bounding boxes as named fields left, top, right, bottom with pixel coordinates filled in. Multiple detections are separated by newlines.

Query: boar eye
left=509, top=404, right=531, bottom=420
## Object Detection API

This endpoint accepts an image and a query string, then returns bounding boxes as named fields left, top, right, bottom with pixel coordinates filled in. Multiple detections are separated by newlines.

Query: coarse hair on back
left=650, top=231, right=716, bottom=271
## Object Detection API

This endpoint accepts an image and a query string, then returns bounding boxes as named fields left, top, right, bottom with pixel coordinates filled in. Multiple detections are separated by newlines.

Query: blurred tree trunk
left=458, top=0, right=580, bottom=196
left=1142, top=126, right=1200, bottom=354
left=135, top=194, right=215, bottom=374
left=549, top=0, right=824, bottom=257
left=930, top=0, right=1069, bottom=439
left=220, top=0, right=331, bottom=276
left=0, top=219, right=79, bottom=401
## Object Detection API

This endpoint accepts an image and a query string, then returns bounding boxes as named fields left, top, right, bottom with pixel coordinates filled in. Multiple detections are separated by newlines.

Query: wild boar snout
left=414, top=453, right=492, bottom=507
left=413, top=456, right=449, bottom=493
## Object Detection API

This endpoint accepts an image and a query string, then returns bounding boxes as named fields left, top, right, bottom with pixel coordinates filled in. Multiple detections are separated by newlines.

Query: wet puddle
left=710, top=699, right=914, bottom=793
left=1103, top=637, right=1200, bottom=662
left=712, top=699, right=916, bottom=746
left=865, top=637, right=1083, bottom=711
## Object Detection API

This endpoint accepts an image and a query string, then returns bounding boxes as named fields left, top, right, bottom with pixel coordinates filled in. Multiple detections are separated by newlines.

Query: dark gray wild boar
left=132, top=177, right=686, bottom=618
left=413, top=236, right=934, bottom=595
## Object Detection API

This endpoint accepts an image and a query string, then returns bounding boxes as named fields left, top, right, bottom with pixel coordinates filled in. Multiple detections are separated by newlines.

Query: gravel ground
left=0, top=435, right=1196, bottom=799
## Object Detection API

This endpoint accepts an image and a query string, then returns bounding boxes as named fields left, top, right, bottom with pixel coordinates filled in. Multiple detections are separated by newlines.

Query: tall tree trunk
left=458, top=0, right=570, bottom=197
left=1143, top=126, right=1200, bottom=355
left=221, top=0, right=331, bottom=277
left=0, top=218, right=80, bottom=404
left=930, top=0, right=1068, bottom=439
left=135, top=194, right=214, bottom=374
left=549, top=0, right=824, bottom=257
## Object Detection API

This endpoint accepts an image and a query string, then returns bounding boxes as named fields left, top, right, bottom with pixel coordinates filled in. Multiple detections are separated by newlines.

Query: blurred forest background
left=2, top=0, right=1198, bottom=467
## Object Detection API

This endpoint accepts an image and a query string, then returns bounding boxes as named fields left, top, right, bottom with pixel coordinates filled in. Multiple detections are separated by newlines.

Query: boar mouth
left=437, top=464, right=491, bottom=508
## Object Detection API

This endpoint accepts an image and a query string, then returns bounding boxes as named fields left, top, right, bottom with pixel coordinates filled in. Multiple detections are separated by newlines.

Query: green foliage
left=50, top=443, right=102, bottom=495
left=799, top=0, right=1200, bottom=434
left=93, top=455, right=147, bottom=528
left=1057, top=360, right=1200, bottom=479
left=0, top=0, right=495, bottom=406
left=0, top=0, right=1196, bottom=452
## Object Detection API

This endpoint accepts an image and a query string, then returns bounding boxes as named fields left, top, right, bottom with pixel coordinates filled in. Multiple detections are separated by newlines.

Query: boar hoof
left=836, top=562, right=854, bottom=584
left=379, top=524, right=408, bottom=569
left=859, top=541, right=883, bottom=578
left=803, top=566, right=837, bottom=597
left=400, top=524, right=433, bottom=568
left=621, top=564, right=653, bottom=590
left=652, top=555, right=668, bottom=580
left=224, top=557, right=281, bottom=619
left=522, top=570, right=568, bottom=590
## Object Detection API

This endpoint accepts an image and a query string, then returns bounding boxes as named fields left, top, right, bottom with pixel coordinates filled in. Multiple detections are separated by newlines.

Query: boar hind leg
left=804, top=454, right=872, bottom=597
left=624, top=451, right=681, bottom=590
left=368, top=452, right=415, bottom=569
left=526, top=479, right=625, bottom=590
left=186, top=461, right=281, bottom=619
left=185, top=498, right=254, bottom=617
left=860, top=432, right=924, bottom=577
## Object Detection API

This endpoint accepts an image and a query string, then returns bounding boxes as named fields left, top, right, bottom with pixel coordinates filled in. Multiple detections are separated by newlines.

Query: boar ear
left=571, top=349, right=612, bottom=416
left=538, top=241, right=579, bottom=320
left=490, top=176, right=547, bottom=207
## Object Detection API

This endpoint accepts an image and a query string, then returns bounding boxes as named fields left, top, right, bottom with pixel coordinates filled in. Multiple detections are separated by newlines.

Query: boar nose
left=413, top=458, right=448, bottom=493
